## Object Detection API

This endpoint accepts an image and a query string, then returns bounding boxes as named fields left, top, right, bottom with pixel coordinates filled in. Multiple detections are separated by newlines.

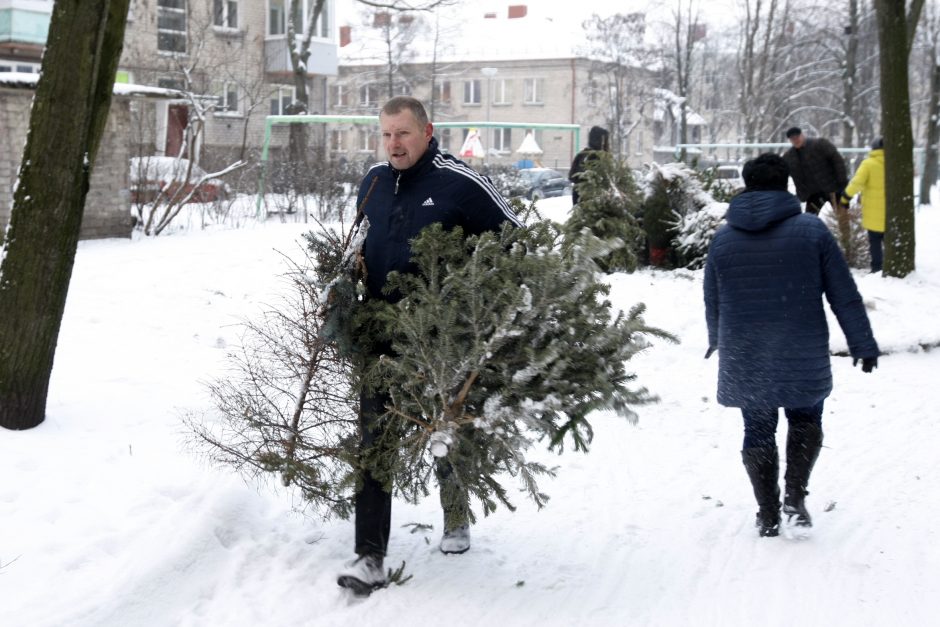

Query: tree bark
left=0, top=0, right=131, bottom=430
left=876, top=0, right=918, bottom=277
left=843, top=0, right=860, bottom=148
left=919, top=50, right=940, bottom=205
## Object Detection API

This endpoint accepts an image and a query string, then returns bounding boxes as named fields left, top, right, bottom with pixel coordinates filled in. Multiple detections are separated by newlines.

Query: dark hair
left=381, top=96, right=430, bottom=127
left=742, top=153, right=790, bottom=191
left=785, top=126, right=802, bottom=139
left=871, top=137, right=884, bottom=150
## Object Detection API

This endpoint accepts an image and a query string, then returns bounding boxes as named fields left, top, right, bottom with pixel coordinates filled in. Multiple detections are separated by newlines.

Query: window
left=439, top=128, right=452, bottom=152
left=268, top=1, right=330, bottom=38
left=358, top=128, right=377, bottom=152
left=524, top=78, right=544, bottom=104
left=213, top=0, right=238, bottom=28
left=436, top=80, right=452, bottom=104
left=463, top=79, right=481, bottom=105
left=270, top=85, right=294, bottom=115
left=493, top=127, right=512, bottom=153
left=330, top=130, right=344, bottom=152
left=158, top=0, right=187, bottom=53
left=269, top=0, right=286, bottom=36
left=397, top=83, right=412, bottom=96
left=1, top=63, right=39, bottom=73
left=158, top=77, right=185, bottom=90
left=359, top=84, right=379, bottom=107
left=313, top=0, right=330, bottom=38
left=331, top=84, right=349, bottom=107
left=215, top=81, right=239, bottom=114
left=492, top=78, right=511, bottom=105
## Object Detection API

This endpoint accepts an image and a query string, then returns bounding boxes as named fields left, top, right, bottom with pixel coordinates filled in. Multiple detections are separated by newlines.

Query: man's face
left=380, top=110, right=433, bottom=170
left=789, top=133, right=805, bottom=149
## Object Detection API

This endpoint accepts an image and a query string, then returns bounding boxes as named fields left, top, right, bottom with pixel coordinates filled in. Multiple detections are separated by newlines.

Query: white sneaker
left=440, top=525, right=471, bottom=554
left=337, top=554, right=386, bottom=596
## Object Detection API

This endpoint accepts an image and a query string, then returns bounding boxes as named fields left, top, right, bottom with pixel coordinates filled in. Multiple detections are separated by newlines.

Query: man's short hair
left=742, top=153, right=790, bottom=191
left=785, top=126, right=803, bottom=139
left=381, top=96, right=429, bottom=127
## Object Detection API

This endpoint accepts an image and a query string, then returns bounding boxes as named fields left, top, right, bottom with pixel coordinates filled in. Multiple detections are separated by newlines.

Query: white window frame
left=270, top=85, right=295, bottom=115
left=524, top=77, right=544, bottom=105
left=492, top=78, right=511, bottom=105
left=463, top=79, right=481, bottom=105
left=213, top=0, right=239, bottom=30
left=268, top=0, right=286, bottom=36
left=329, top=129, right=344, bottom=152
left=493, top=127, right=512, bottom=153
left=359, top=83, right=379, bottom=107
left=215, top=81, right=241, bottom=116
left=331, top=83, right=349, bottom=107
left=157, top=0, right=188, bottom=54
left=436, top=80, right=452, bottom=104
left=358, top=128, right=377, bottom=153
left=267, top=0, right=332, bottom=39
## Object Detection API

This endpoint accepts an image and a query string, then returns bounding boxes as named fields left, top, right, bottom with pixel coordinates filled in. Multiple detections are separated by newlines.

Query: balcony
left=264, top=37, right=337, bottom=77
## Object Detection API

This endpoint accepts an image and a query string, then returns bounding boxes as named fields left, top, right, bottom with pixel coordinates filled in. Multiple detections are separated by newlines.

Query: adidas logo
left=421, top=197, right=435, bottom=207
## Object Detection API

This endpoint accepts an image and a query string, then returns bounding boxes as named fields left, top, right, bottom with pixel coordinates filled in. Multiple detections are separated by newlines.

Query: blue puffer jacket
left=356, top=137, right=521, bottom=301
left=703, top=190, right=879, bottom=408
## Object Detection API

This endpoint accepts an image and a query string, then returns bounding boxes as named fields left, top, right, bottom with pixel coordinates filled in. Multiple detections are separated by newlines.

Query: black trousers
left=354, top=388, right=393, bottom=557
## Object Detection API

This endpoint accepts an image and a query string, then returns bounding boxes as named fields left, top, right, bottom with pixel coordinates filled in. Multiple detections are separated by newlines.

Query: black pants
left=354, top=388, right=393, bottom=557
left=805, top=191, right=833, bottom=215
left=741, top=402, right=824, bottom=449
left=868, top=230, right=884, bottom=273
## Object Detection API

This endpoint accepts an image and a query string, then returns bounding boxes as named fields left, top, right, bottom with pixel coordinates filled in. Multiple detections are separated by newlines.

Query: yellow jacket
left=844, top=148, right=885, bottom=232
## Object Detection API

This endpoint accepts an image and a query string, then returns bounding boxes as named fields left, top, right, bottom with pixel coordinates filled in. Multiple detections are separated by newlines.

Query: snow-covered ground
left=2, top=198, right=938, bottom=627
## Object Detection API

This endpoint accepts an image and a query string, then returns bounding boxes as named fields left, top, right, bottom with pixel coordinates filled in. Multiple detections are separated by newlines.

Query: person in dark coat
left=337, top=96, right=521, bottom=596
left=782, top=126, right=848, bottom=214
left=568, top=125, right=610, bottom=205
left=703, top=153, right=879, bottom=538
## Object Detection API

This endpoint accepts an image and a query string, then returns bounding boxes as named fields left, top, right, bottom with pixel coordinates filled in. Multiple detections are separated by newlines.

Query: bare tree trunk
left=876, top=0, right=923, bottom=277
left=0, top=0, right=130, bottom=430
left=843, top=0, right=860, bottom=147
left=919, top=46, right=940, bottom=205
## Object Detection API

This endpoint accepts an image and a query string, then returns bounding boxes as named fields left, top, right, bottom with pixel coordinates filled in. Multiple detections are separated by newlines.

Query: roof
left=339, top=9, right=586, bottom=66
left=653, top=88, right=707, bottom=126
left=0, top=72, right=186, bottom=99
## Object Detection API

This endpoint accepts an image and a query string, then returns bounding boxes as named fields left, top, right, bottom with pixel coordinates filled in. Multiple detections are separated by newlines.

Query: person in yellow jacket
left=842, top=137, right=886, bottom=273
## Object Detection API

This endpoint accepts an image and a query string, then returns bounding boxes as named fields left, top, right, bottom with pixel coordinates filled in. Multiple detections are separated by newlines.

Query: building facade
left=329, top=5, right=659, bottom=171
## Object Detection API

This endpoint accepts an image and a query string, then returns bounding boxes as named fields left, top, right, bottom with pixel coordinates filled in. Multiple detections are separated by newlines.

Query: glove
left=704, top=346, right=717, bottom=359
left=853, top=356, right=878, bottom=373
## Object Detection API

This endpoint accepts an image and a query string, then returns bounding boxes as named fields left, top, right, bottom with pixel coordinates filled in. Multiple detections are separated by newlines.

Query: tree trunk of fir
left=0, top=0, right=130, bottom=430
left=876, top=0, right=917, bottom=278
left=919, top=56, right=940, bottom=205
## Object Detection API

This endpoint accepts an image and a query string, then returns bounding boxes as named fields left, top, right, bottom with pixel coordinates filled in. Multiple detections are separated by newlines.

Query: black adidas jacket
left=356, top=137, right=521, bottom=301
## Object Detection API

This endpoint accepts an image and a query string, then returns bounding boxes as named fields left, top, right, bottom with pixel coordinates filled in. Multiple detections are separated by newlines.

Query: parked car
left=712, top=164, right=745, bottom=195
left=517, top=167, right=573, bottom=200
left=129, top=156, right=229, bottom=204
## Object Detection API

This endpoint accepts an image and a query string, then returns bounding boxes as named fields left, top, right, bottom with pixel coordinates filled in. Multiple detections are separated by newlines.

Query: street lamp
left=481, top=66, right=498, bottom=164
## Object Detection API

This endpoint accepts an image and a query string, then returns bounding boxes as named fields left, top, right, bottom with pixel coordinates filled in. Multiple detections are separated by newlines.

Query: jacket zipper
left=395, top=172, right=401, bottom=195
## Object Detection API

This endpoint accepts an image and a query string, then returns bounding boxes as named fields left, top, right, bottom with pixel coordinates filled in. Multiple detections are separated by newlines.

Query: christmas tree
left=191, top=206, right=674, bottom=518
left=564, top=153, right=645, bottom=273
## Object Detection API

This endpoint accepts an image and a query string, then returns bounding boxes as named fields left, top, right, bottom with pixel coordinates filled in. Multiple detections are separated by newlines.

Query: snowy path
left=1, top=204, right=938, bottom=627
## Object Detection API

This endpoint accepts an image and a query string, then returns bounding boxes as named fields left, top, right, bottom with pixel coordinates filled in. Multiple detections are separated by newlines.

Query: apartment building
left=328, top=4, right=658, bottom=170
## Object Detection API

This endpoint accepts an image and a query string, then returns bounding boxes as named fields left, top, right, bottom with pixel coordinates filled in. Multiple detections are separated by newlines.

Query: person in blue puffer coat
left=703, top=153, right=879, bottom=538
left=338, top=96, right=521, bottom=597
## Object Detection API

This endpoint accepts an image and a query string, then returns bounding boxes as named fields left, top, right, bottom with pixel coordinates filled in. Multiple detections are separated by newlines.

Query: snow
left=2, top=198, right=939, bottom=626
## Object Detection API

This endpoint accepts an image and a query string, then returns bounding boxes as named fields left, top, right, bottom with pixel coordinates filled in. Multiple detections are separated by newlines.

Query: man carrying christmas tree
left=337, top=96, right=521, bottom=596
left=703, top=153, right=879, bottom=538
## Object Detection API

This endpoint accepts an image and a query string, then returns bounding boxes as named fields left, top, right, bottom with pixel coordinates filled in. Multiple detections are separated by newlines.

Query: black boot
left=741, top=446, right=781, bottom=537
left=783, top=422, right=823, bottom=528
